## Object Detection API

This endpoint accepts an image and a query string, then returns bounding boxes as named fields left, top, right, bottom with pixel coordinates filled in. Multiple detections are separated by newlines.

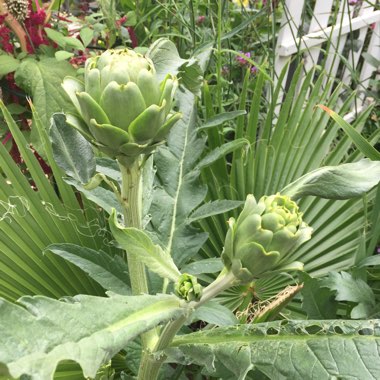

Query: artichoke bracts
left=222, top=194, right=312, bottom=282
left=175, top=273, right=203, bottom=302
left=62, top=48, right=181, bottom=164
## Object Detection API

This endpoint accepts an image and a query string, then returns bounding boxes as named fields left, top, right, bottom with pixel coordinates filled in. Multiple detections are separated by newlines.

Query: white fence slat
left=277, top=10, right=380, bottom=56
left=274, top=0, right=304, bottom=82
left=303, top=0, right=334, bottom=73
left=274, top=0, right=380, bottom=121
left=342, top=4, right=374, bottom=93
left=358, top=20, right=380, bottom=101
left=322, top=1, right=352, bottom=91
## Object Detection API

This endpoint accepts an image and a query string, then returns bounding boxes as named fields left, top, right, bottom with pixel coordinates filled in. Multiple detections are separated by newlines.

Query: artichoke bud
left=175, top=273, right=203, bottom=302
left=222, top=193, right=312, bottom=282
left=62, top=48, right=181, bottom=164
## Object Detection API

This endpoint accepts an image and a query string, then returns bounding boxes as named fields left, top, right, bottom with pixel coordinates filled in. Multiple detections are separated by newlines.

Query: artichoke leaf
left=65, top=114, right=93, bottom=141
left=61, top=76, right=84, bottom=114
left=100, top=81, right=146, bottom=130
left=77, top=92, right=110, bottom=126
left=99, top=64, right=131, bottom=90
left=159, top=75, right=177, bottom=115
left=89, top=119, right=130, bottom=148
left=119, top=141, right=147, bottom=157
left=154, top=112, right=182, bottom=143
left=137, top=68, right=160, bottom=106
left=237, top=242, right=281, bottom=277
left=128, top=103, right=166, bottom=143
left=85, top=68, right=102, bottom=102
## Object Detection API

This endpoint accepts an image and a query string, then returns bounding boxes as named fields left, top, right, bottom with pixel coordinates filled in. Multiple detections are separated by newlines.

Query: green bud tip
left=175, top=273, right=203, bottom=302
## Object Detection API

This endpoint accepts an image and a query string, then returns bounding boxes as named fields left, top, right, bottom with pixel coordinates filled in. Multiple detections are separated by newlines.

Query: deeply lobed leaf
left=167, top=320, right=380, bottom=380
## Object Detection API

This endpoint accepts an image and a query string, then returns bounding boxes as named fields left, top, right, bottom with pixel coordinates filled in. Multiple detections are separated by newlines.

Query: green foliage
left=50, top=113, right=96, bottom=184
left=0, top=102, right=112, bottom=301
left=300, top=273, right=338, bottom=319
left=148, top=87, right=208, bottom=268
left=322, top=271, right=376, bottom=319
left=0, top=7, right=379, bottom=376
left=199, top=64, right=380, bottom=294
left=14, top=58, right=76, bottom=130
left=0, top=293, right=187, bottom=379
left=282, top=159, right=380, bottom=200
left=0, top=53, right=20, bottom=77
left=109, top=210, right=181, bottom=282
left=46, top=244, right=131, bottom=295
left=167, top=320, right=380, bottom=380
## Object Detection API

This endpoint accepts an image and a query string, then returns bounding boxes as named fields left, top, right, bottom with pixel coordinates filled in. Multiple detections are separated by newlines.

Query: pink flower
left=236, top=51, right=251, bottom=65
left=250, top=66, right=258, bottom=74
left=196, top=15, right=206, bottom=25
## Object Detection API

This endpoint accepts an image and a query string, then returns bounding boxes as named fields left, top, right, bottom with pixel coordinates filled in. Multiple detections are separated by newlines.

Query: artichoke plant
left=222, top=193, right=312, bottom=282
left=62, top=48, right=181, bottom=165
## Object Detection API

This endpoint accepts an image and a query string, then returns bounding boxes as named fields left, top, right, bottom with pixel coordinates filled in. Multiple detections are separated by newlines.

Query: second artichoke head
left=222, top=193, right=312, bottom=282
left=62, top=48, right=181, bottom=164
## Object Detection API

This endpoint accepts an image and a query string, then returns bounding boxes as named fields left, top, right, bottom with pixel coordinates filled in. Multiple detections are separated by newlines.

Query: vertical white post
left=274, top=0, right=305, bottom=90
left=303, top=0, right=334, bottom=73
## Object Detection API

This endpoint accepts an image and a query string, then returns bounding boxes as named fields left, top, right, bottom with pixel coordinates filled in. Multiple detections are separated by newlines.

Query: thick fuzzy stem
left=118, top=159, right=158, bottom=350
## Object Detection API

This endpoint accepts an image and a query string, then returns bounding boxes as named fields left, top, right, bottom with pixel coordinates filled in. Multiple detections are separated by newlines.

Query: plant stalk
left=118, top=159, right=158, bottom=350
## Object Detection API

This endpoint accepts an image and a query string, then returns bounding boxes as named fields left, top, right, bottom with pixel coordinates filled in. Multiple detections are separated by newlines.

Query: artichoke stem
left=118, top=159, right=142, bottom=229
left=118, top=158, right=158, bottom=350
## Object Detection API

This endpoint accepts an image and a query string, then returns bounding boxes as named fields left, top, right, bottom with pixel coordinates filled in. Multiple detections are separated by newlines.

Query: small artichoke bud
left=62, top=48, right=181, bottom=165
left=222, top=193, right=312, bottom=282
left=175, top=273, right=202, bottom=302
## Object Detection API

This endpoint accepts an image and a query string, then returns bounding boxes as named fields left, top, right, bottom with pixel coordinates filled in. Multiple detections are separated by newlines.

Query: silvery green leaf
left=181, top=258, right=224, bottom=275
left=188, top=200, right=244, bottom=223
left=146, top=38, right=204, bottom=96
left=96, top=157, right=121, bottom=183
left=46, top=243, right=131, bottom=295
left=191, top=301, right=238, bottom=326
left=0, top=293, right=186, bottom=379
left=110, top=210, right=181, bottom=282
left=198, top=110, right=247, bottom=130
left=50, top=113, right=96, bottom=183
left=197, top=139, right=250, bottom=169
left=65, top=177, right=122, bottom=215
left=281, top=159, right=380, bottom=200
left=149, top=88, right=208, bottom=267
left=322, top=271, right=376, bottom=319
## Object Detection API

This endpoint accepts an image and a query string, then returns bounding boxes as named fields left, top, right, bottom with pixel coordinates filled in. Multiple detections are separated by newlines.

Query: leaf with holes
left=166, top=320, right=380, bottom=380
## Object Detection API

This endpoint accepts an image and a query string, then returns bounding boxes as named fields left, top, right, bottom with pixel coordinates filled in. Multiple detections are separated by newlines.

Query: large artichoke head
left=62, top=48, right=181, bottom=164
left=222, top=193, right=312, bottom=282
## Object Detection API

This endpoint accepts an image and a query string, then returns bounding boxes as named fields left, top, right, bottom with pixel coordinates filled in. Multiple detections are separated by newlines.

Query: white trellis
left=275, top=0, right=380, bottom=121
